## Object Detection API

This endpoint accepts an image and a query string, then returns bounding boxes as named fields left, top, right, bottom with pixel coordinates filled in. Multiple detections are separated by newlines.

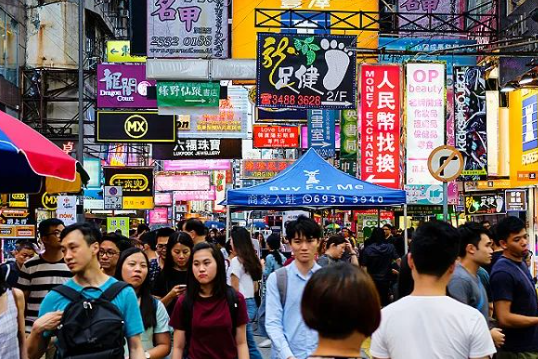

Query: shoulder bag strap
left=500, top=257, right=537, bottom=301
left=101, top=282, right=130, bottom=301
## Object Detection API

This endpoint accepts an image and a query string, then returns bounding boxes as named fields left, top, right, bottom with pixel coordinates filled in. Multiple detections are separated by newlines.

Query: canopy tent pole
left=226, top=203, right=232, bottom=243
left=404, top=204, right=409, bottom=254
left=377, top=208, right=381, bottom=228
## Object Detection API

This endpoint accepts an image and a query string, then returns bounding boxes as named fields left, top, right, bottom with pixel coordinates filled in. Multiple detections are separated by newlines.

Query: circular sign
left=124, top=114, right=148, bottom=139
left=41, top=192, right=58, bottom=211
left=427, top=145, right=464, bottom=182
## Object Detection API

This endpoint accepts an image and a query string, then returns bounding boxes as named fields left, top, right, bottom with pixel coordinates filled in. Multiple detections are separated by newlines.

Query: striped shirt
left=17, top=255, right=72, bottom=333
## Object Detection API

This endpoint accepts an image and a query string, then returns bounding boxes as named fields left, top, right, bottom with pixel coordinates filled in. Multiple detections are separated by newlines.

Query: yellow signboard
left=232, top=0, right=378, bottom=59
left=510, top=89, right=538, bottom=187
left=106, top=41, right=146, bottom=63
left=123, top=197, right=154, bottom=210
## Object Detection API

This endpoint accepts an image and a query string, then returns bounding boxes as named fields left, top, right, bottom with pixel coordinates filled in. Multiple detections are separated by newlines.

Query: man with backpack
left=265, top=215, right=321, bottom=359
left=27, top=223, right=146, bottom=359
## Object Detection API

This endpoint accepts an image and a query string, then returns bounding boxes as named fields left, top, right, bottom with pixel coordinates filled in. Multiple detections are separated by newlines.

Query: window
left=0, top=8, right=19, bottom=85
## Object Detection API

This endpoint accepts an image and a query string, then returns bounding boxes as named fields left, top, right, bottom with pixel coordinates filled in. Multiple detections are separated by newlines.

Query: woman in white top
left=0, top=262, right=27, bottom=359
left=228, top=227, right=263, bottom=359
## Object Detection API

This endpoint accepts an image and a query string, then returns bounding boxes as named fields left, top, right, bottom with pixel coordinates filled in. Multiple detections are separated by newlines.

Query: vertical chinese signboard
left=406, top=63, right=446, bottom=185
left=454, top=66, right=488, bottom=180
left=340, top=109, right=358, bottom=176
left=307, top=110, right=337, bottom=159
left=147, top=0, right=228, bottom=58
left=360, top=65, right=401, bottom=189
left=213, top=170, right=226, bottom=213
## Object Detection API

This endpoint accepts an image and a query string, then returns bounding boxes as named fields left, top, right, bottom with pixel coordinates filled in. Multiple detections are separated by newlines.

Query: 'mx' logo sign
left=124, top=115, right=148, bottom=139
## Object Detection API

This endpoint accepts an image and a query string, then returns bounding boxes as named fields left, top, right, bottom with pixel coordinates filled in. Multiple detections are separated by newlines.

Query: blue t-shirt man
left=490, top=256, right=538, bottom=353
left=39, top=277, right=144, bottom=342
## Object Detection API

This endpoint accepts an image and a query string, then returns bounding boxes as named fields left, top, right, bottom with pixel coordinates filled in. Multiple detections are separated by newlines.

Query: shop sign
left=163, top=160, right=230, bottom=171
left=242, top=160, right=294, bottom=179
left=97, top=64, right=156, bottom=109
left=154, top=192, right=173, bottom=206
left=256, top=33, right=357, bottom=110
left=103, top=167, right=154, bottom=210
left=155, top=175, right=210, bottom=192
left=405, top=184, right=445, bottom=205
left=253, top=126, right=299, bottom=148
left=301, top=125, right=340, bottom=149
left=0, top=209, right=30, bottom=225
left=41, top=192, right=58, bottom=211
left=308, top=110, right=337, bottom=159
left=175, top=86, right=249, bottom=139
left=454, top=66, right=488, bottom=179
left=147, top=0, right=228, bottom=58
left=8, top=194, right=28, bottom=208
left=96, top=112, right=176, bottom=143
left=153, top=139, right=243, bottom=160
left=173, top=187, right=216, bottom=201
left=83, top=199, right=104, bottom=210
left=398, top=0, right=466, bottom=36
left=464, top=193, right=505, bottom=215
left=157, top=82, right=220, bottom=107
left=360, top=65, right=401, bottom=189
left=0, top=225, right=35, bottom=238
left=106, top=41, right=146, bottom=63
left=104, top=186, right=123, bottom=210
left=256, top=108, right=307, bottom=123
left=394, top=205, right=444, bottom=215
left=149, top=208, right=169, bottom=225
left=213, top=170, right=227, bottom=212
left=464, top=179, right=512, bottom=192
left=340, top=110, right=358, bottom=176
left=56, top=196, right=77, bottom=226
left=106, top=217, right=130, bottom=237
left=505, top=190, right=527, bottom=211
left=406, top=63, right=446, bottom=185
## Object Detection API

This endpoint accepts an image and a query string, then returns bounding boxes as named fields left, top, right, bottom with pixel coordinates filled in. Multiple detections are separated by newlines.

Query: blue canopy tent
left=222, top=148, right=409, bottom=245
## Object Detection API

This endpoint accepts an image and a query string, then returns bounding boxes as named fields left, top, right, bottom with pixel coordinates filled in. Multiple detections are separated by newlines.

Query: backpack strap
left=101, top=282, right=130, bottom=301
left=52, top=284, right=83, bottom=302
left=225, top=286, right=239, bottom=333
left=275, top=267, right=288, bottom=308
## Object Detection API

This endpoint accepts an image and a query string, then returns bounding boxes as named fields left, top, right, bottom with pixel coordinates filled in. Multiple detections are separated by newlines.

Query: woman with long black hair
left=115, top=247, right=171, bottom=358
left=152, top=232, right=194, bottom=315
left=170, top=242, right=249, bottom=359
left=0, top=261, right=27, bottom=359
left=229, top=227, right=263, bottom=359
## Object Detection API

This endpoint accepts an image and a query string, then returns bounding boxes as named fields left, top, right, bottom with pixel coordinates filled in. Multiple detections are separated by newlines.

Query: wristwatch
left=144, top=351, right=151, bottom=359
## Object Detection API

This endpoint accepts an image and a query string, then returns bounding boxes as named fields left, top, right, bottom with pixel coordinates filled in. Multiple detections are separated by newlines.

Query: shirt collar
left=289, top=260, right=321, bottom=280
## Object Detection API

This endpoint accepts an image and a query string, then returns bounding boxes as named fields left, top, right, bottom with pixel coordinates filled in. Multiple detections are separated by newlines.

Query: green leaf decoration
left=294, top=39, right=302, bottom=51
left=309, top=43, right=320, bottom=51
left=301, top=44, right=309, bottom=55
left=305, top=36, right=314, bottom=44
left=306, top=51, right=316, bottom=66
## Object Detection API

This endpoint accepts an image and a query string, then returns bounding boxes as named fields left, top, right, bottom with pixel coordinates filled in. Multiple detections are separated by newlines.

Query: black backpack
left=52, top=282, right=129, bottom=359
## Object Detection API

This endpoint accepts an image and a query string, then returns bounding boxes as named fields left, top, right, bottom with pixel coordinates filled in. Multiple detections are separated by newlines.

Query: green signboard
left=340, top=109, right=358, bottom=176
left=157, top=82, right=220, bottom=107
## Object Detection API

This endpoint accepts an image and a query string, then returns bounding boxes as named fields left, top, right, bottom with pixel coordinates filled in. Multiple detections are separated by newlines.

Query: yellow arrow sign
left=106, top=41, right=146, bottom=63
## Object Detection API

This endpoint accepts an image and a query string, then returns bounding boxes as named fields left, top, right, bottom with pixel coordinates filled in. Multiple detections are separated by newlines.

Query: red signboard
left=242, top=160, right=294, bottom=179
left=360, top=65, right=401, bottom=189
left=253, top=125, right=299, bottom=148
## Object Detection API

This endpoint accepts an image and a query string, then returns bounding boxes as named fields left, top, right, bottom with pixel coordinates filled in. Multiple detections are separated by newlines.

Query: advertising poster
left=147, top=0, right=228, bottom=58
left=103, top=167, right=154, bottom=209
left=406, top=63, right=446, bottom=185
left=360, top=65, right=401, bottom=189
left=307, top=110, right=337, bottom=159
left=241, top=160, right=294, bottom=179
left=96, top=112, right=176, bottom=143
left=464, top=193, right=505, bottom=215
left=97, top=64, right=156, bottom=108
left=454, top=66, right=487, bottom=179
left=257, top=33, right=357, bottom=110
left=153, top=139, right=242, bottom=160
left=56, top=196, right=77, bottom=226
left=253, top=126, right=299, bottom=148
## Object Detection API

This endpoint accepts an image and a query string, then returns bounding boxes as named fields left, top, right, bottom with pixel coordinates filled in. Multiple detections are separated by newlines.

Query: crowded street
left=0, top=0, right=537, bottom=358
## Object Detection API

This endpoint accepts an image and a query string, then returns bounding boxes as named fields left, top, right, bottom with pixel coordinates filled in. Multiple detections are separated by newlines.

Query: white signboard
left=57, top=196, right=77, bottom=225
left=406, top=63, right=446, bottom=185
left=104, top=186, right=123, bottom=210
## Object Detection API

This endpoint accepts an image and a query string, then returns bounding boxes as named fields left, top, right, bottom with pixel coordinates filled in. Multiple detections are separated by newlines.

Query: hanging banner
left=56, top=196, right=77, bottom=226
left=406, top=63, right=446, bottom=185
left=241, top=160, right=294, bottom=179
left=360, top=65, right=401, bottom=189
left=96, top=111, right=176, bottom=143
left=97, top=64, right=156, bottom=109
left=256, top=33, right=357, bottom=110
left=103, top=167, right=154, bottom=210
left=464, top=193, right=506, bottom=215
left=156, top=82, right=220, bottom=107
left=147, top=0, right=228, bottom=58
left=173, top=187, right=216, bottom=201
left=153, top=139, right=242, bottom=160
left=149, top=208, right=169, bottom=225
left=155, top=175, right=211, bottom=192
left=253, top=126, right=300, bottom=148
left=213, top=170, right=226, bottom=212
left=454, top=66, right=487, bottom=179
left=308, top=110, right=337, bottom=159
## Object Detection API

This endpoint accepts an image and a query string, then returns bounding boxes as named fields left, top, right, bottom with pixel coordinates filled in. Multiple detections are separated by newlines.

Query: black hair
left=285, top=215, right=321, bottom=241
left=184, top=219, right=206, bottom=236
left=15, top=240, right=36, bottom=252
left=60, top=222, right=102, bottom=245
left=480, top=220, right=491, bottom=226
left=100, top=233, right=132, bottom=252
left=410, top=221, right=460, bottom=278
left=495, top=216, right=526, bottom=246
left=382, top=224, right=393, bottom=230
left=114, top=247, right=156, bottom=330
left=137, top=223, right=150, bottom=234
left=163, top=232, right=194, bottom=275
left=156, top=227, right=175, bottom=239
left=38, top=218, right=65, bottom=237
left=139, top=230, right=158, bottom=251
left=231, top=227, right=263, bottom=281
left=326, top=235, right=346, bottom=249
left=369, top=227, right=386, bottom=244
left=266, top=233, right=283, bottom=266
left=457, top=222, right=490, bottom=258
left=186, top=242, right=228, bottom=301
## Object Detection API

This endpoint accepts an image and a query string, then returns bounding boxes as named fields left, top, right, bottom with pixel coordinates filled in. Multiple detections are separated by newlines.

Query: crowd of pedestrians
left=0, top=214, right=537, bottom=359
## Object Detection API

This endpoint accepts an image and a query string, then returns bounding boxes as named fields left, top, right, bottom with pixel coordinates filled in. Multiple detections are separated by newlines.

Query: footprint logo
left=321, top=39, right=353, bottom=91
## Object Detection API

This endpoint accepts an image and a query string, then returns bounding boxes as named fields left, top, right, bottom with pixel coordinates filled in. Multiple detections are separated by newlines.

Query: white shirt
left=227, top=257, right=255, bottom=298
left=371, top=296, right=496, bottom=359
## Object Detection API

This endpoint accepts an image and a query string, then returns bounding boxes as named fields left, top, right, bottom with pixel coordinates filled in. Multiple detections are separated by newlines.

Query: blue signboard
left=308, top=109, right=337, bottom=159
left=522, top=94, right=538, bottom=152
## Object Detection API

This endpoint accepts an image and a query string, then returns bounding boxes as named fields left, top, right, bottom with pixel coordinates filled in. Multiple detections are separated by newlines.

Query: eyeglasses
left=44, top=230, right=62, bottom=237
left=99, top=249, right=119, bottom=257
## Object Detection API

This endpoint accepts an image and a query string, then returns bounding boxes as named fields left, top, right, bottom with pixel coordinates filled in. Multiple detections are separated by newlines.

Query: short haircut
left=326, top=235, right=346, bottom=249
left=410, top=221, right=460, bottom=278
left=382, top=224, right=393, bottom=230
left=480, top=220, right=491, bottom=227
left=302, top=263, right=381, bottom=339
left=139, top=230, right=157, bottom=251
left=60, top=222, right=102, bottom=245
left=137, top=223, right=150, bottom=234
left=184, top=219, right=206, bottom=236
left=285, top=215, right=321, bottom=240
left=38, top=218, right=64, bottom=237
left=457, top=222, right=490, bottom=258
left=156, top=227, right=175, bottom=239
left=495, top=216, right=526, bottom=245
left=100, top=233, right=132, bottom=252
left=15, top=240, right=36, bottom=252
